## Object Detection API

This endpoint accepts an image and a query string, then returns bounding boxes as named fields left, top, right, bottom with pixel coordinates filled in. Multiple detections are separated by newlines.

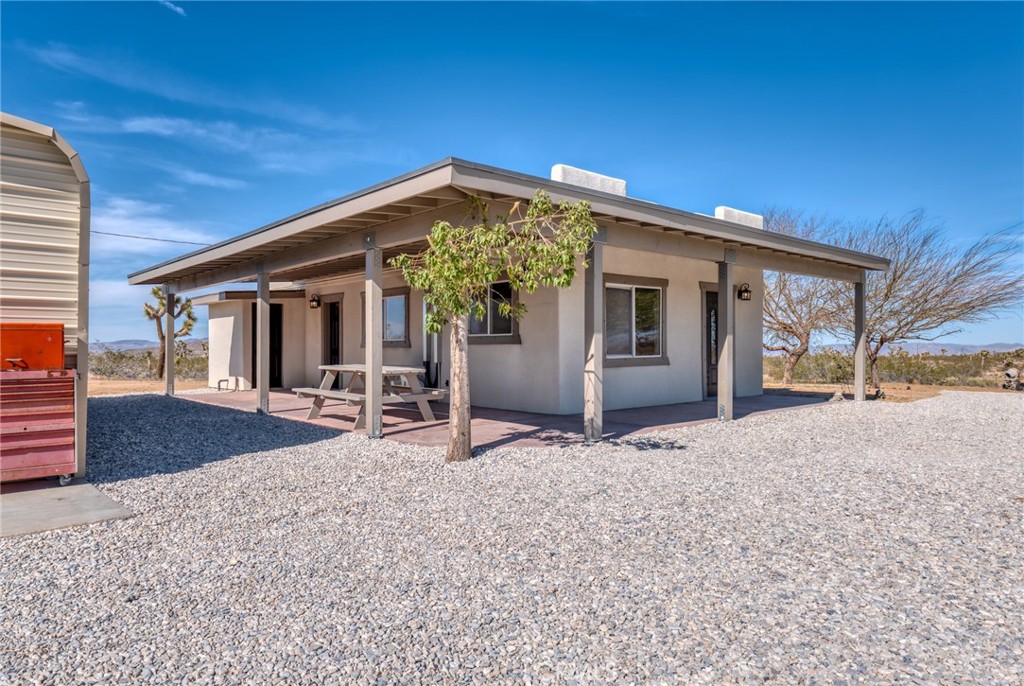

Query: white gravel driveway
left=2, top=391, right=1021, bottom=684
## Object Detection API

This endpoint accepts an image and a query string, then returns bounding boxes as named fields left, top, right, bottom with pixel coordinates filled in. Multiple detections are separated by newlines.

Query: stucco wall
left=271, top=245, right=762, bottom=414
left=556, top=246, right=764, bottom=413
left=303, top=270, right=563, bottom=413
left=207, top=301, right=247, bottom=390
left=206, top=297, right=306, bottom=390
left=303, top=271, right=428, bottom=387
left=733, top=264, right=764, bottom=397
left=458, top=285, right=562, bottom=414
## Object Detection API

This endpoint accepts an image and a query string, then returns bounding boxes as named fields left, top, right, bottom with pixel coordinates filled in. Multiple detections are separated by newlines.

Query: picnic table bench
left=292, top=364, right=446, bottom=429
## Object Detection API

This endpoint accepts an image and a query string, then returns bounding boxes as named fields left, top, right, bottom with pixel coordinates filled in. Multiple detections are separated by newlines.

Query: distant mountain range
left=94, top=338, right=1021, bottom=356
left=94, top=338, right=208, bottom=352
left=814, top=342, right=1023, bottom=355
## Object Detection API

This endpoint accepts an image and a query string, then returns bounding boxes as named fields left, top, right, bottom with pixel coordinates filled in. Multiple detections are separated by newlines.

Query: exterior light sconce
left=308, top=294, right=321, bottom=309
left=737, top=284, right=752, bottom=301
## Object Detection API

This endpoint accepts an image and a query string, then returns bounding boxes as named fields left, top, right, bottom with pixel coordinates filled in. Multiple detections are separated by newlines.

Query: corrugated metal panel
left=0, top=370, right=77, bottom=483
left=0, top=121, right=83, bottom=354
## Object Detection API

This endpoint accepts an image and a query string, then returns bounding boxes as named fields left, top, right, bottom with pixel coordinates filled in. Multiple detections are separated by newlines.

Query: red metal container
left=0, top=322, right=66, bottom=371
left=0, top=368, right=77, bottom=484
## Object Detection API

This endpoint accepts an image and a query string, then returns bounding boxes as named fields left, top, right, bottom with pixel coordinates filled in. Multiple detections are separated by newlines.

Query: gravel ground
left=2, top=391, right=1021, bottom=684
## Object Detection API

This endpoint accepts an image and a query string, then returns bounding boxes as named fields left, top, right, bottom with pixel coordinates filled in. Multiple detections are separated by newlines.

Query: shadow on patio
left=182, top=388, right=833, bottom=452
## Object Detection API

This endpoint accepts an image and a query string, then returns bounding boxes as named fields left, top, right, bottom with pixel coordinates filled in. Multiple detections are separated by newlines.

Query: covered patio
left=128, top=158, right=888, bottom=439
left=182, top=388, right=832, bottom=450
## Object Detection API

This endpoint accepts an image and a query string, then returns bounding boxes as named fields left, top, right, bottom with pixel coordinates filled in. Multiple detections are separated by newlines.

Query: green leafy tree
left=143, top=286, right=197, bottom=379
left=392, top=191, right=597, bottom=462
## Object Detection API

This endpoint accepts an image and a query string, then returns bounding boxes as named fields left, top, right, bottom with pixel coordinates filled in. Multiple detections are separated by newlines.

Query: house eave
left=128, top=157, right=889, bottom=290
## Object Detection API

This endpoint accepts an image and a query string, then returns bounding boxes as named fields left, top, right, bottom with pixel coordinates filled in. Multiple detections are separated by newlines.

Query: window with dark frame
left=469, top=281, right=514, bottom=337
left=383, top=293, right=406, bottom=342
left=360, top=287, right=411, bottom=348
left=605, top=283, right=664, bottom=359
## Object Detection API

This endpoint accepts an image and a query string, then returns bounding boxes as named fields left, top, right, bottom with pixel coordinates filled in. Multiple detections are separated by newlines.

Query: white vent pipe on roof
left=551, top=164, right=627, bottom=196
left=714, top=206, right=764, bottom=229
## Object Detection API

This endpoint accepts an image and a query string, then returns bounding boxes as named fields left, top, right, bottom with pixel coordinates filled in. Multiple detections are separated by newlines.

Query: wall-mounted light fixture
left=308, top=294, right=321, bottom=309
left=737, top=283, right=752, bottom=301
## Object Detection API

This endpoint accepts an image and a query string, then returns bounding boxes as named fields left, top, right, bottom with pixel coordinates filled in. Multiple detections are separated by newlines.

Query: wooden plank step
left=292, top=388, right=365, bottom=402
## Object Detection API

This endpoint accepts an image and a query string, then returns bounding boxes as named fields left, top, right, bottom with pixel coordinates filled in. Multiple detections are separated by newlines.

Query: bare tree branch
left=828, top=213, right=1024, bottom=387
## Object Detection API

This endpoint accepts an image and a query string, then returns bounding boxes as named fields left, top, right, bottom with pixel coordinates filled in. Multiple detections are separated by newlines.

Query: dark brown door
left=251, top=303, right=283, bottom=388
left=324, top=301, right=342, bottom=389
left=705, top=291, right=718, bottom=395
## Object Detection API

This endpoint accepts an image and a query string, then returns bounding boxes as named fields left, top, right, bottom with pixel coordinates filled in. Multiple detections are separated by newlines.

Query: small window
left=468, top=281, right=521, bottom=344
left=361, top=287, right=411, bottom=348
left=383, top=294, right=406, bottom=342
left=605, top=284, right=663, bottom=359
left=470, top=281, right=514, bottom=336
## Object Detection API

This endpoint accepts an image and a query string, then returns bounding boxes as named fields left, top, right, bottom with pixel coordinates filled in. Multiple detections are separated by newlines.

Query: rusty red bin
left=0, top=323, right=77, bottom=485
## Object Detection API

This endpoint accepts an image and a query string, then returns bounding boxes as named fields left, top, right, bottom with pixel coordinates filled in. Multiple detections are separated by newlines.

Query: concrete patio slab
left=1, top=480, right=131, bottom=538
left=182, top=388, right=831, bottom=450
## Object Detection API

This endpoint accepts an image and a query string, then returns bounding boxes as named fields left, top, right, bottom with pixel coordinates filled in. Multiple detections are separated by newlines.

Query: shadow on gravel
left=612, top=436, right=689, bottom=451
left=87, top=395, right=340, bottom=483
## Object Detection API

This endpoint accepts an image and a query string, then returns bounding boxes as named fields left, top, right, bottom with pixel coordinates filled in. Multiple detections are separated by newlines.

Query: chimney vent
left=551, top=164, right=626, bottom=196
left=715, top=206, right=763, bottom=229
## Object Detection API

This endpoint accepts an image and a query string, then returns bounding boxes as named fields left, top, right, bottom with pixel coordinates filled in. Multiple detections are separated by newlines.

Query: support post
left=364, top=234, right=383, bottom=438
left=583, top=236, right=605, bottom=442
left=854, top=273, right=866, bottom=401
left=717, top=256, right=735, bottom=421
left=163, top=283, right=175, bottom=397
left=256, top=269, right=270, bottom=414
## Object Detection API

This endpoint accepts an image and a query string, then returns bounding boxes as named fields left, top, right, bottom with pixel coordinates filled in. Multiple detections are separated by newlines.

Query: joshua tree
left=392, top=191, right=597, bottom=462
left=143, top=286, right=196, bottom=379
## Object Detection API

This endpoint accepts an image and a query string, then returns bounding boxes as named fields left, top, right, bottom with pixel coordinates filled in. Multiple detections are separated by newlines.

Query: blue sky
left=2, top=1, right=1022, bottom=344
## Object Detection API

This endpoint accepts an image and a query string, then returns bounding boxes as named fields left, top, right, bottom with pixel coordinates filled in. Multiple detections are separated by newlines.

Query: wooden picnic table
left=292, top=363, right=446, bottom=429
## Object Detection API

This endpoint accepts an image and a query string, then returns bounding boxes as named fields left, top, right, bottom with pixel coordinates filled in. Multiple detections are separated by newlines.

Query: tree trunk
left=782, top=347, right=807, bottom=385
left=156, top=340, right=166, bottom=379
left=869, top=353, right=881, bottom=390
left=446, top=314, right=472, bottom=463
left=155, top=316, right=167, bottom=380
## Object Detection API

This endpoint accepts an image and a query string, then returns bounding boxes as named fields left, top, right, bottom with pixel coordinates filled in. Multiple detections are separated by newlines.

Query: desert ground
left=2, top=390, right=1020, bottom=684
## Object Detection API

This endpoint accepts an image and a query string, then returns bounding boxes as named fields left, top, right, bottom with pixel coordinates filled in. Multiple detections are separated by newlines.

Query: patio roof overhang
left=128, top=158, right=889, bottom=292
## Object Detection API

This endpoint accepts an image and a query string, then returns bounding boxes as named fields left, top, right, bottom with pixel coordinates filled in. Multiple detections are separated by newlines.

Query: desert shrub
left=764, top=348, right=1018, bottom=387
left=805, top=348, right=853, bottom=385
left=89, top=347, right=207, bottom=381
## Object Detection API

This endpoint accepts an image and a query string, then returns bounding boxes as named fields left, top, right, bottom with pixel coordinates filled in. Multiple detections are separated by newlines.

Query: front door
left=251, top=303, right=283, bottom=388
left=324, top=300, right=342, bottom=389
left=704, top=290, right=718, bottom=396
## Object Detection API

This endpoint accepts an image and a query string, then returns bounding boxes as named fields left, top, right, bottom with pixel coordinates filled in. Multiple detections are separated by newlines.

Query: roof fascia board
left=128, top=162, right=456, bottom=284
left=604, top=223, right=862, bottom=282
left=449, top=160, right=888, bottom=272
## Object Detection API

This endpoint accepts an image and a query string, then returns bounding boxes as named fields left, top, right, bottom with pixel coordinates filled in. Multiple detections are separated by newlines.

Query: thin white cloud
left=54, top=104, right=415, bottom=174
left=163, top=164, right=247, bottom=189
left=91, top=197, right=219, bottom=259
left=158, top=1, right=187, bottom=17
left=90, top=278, right=153, bottom=310
left=121, top=116, right=300, bottom=156
left=29, top=43, right=358, bottom=132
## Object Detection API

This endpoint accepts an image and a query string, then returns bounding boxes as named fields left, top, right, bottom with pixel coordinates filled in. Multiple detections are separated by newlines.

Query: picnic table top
left=318, top=363, right=424, bottom=376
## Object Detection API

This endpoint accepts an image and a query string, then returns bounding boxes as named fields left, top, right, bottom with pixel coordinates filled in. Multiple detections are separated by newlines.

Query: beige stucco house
left=129, top=159, right=888, bottom=440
